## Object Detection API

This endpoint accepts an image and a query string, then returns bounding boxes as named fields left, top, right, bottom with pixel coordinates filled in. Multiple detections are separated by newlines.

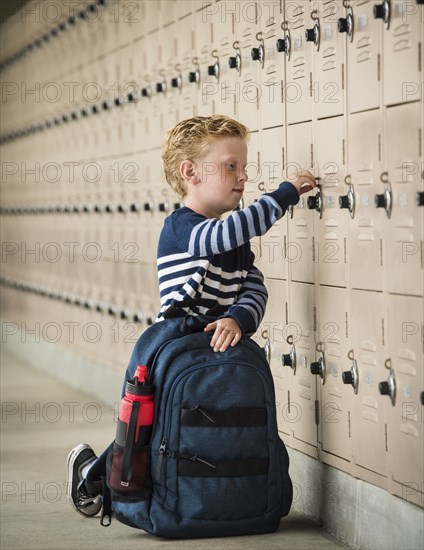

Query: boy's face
left=192, top=136, right=248, bottom=218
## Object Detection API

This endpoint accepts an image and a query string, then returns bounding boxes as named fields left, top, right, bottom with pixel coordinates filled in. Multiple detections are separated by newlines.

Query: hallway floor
left=1, top=346, right=348, bottom=550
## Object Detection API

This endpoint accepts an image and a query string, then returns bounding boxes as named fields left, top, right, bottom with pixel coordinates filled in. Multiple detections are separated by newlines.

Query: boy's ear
left=180, top=160, right=200, bottom=184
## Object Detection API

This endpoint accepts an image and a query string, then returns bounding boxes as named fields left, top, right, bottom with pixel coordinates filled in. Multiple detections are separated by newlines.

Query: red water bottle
left=115, top=365, right=154, bottom=487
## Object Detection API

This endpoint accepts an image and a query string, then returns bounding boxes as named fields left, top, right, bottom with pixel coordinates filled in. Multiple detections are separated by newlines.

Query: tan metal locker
left=313, top=115, right=347, bottom=287
left=212, top=0, right=238, bottom=118
left=237, top=11, right=260, bottom=131
left=286, top=121, right=314, bottom=284
left=146, top=28, right=166, bottom=145
left=383, top=101, right=423, bottom=297
left=161, top=0, right=177, bottom=28
left=261, top=278, right=292, bottom=436
left=350, top=289, right=389, bottom=487
left=312, top=1, right=345, bottom=119
left=382, top=0, right=423, bottom=106
left=386, top=294, right=424, bottom=507
left=344, top=0, right=381, bottom=113
left=286, top=280, right=318, bottom=456
left=316, top=285, right=352, bottom=469
left=258, top=1, right=285, bottom=129
left=194, top=7, right=215, bottom=117
left=348, top=108, right=383, bottom=292
left=285, top=0, right=313, bottom=124
left=245, top=131, right=262, bottom=271
left=161, top=22, right=180, bottom=131
left=260, top=126, right=288, bottom=280
left=175, top=13, right=196, bottom=121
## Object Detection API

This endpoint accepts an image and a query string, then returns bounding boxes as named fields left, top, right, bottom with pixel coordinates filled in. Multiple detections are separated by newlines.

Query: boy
left=67, top=115, right=317, bottom=516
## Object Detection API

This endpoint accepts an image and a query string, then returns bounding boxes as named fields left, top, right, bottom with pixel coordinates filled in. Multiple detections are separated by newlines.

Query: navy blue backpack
left=103, top=315, right=293, bottom=538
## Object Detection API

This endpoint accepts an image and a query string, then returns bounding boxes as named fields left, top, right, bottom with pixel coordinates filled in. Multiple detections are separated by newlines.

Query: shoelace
left=77, top=484, right=101, bottom=509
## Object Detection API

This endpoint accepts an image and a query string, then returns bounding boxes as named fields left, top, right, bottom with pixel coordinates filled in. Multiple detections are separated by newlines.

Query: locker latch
left=379, top=363, right=396, bottom=406
left=374, top=174, right=392, bottom=218
left=342, top=350, right=359, bottom=394
left=276, top=30, right=291, bottom=60
left=207, top=62, right=220, bottom=81
left=156, top=81, right=167, bottom=94
left=306, top=186, right=323, bottom=218
left=251, top=33, right=265, bottom=69
left=188, top=68, right=200, bottom=86
left=373, top=0, right=391, bottom=30
left=305, top=19, right=320, bottom=52
left=416, top=191, right=424, bottom=207
left=338, top=7, right=354, bottom=41
left=141, top=87, right=152, bottom=98
left=171, top=75, right=182, bottom=90
left=158, top=201, right=169, bottom=213
left=282, top=339, right=296, bottom=374
left=310, top=349, right=326, bottom=384
left=339, top=180, right=355, bottom=218
left=229, top=43, right=242, bottom=74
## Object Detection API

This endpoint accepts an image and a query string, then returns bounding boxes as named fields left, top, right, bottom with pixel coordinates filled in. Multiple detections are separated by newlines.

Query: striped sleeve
left=188, top=182, right=299, bottom=257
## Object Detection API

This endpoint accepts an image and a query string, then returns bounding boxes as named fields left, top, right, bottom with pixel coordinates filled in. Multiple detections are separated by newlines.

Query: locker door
left=285, top=0, right=313, bottom=124
left=161, top=0, right=176, bottom=28
left=383, top=102, right=423, bottom=297
left=161, top=22, right=179, bottom=131
left=348, top=109, right=383, bottom=291
left=194, top=5, right=215, bottom=117
left=147, top=29, right=166, bottom=145
left=259, top=1, right=285, bottom=129
left=313, top=115, right=347, bottom=287
left=312, top=0, right=345, bottom=119
left=213, top=1, right=238, bottom=118
left=344, top=0, right=381, bottom=113
left=286, top=280, right=318, bottom=455
left=286, top=121, right=314, bottom=284
left=350, top=289, right=388, bottom=484
left=245, top=131, right=262, bottom=271
left=316, top=285, right=352, bottom=466
left=238, top=11, right=260, bottom=131
left=260, top=126, right=287, bottom=280
left=176, top=14, right=196, bottom=121
left=382, top=0, right=423, bottom=106
left=386, top=295, right=424, bottom=507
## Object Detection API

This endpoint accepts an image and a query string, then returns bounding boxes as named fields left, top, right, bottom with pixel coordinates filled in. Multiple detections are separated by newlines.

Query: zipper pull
left=156, top=437, right=167, bottom=481
left=195, top=405, right=216, bottom=424
left=190, top=455, right=216, bottom=470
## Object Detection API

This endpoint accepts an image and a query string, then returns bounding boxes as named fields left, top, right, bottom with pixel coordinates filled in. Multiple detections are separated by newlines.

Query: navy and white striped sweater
left=156, top=182, right=299, bottom=335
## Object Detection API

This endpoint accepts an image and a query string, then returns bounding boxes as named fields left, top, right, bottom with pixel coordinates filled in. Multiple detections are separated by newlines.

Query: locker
left=161, top=23, right=180, bottom=130
left=348, top=109, right=383, bottom=291
left=285, top=0, right=313, bottom=124
left=313, top=115, right=347, bottom=287
left=212, top=0, right=238, bottom=118
left=312, top=0, right=345, bottom=119
left=175, top=14, right=196, bottom=121
left=382, top=0, right=423, bottom=106
left=383, top=102, right=423, bottom=297
left=194, top=6, right=216, bottom=117
left=145, top=28, right=165, bottom=145
left=260, top=126, right=288, bottom=280
left=259, top=4, right=285, bottom=129
left=237, top=10, right=260, bottom=131
left=261, top=278, right=291, bottom=433
left=344, top=0, right=381, bottom=113
left=161, top=0, right=176, bottom=28
left=386, top=294, right=424, bottom=507
left=316, top=285, right=352, bottom=467
left=350, top=289, right=389, bottom=483
left=245, top=131, right=262, bottom=271
left=286, top=121, right=315, bottom=284
left=286, top=280, right=318, bottom=455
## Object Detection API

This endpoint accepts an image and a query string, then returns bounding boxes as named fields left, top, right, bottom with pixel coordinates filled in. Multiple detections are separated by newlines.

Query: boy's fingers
left=204, top=322, right=216, bottom=332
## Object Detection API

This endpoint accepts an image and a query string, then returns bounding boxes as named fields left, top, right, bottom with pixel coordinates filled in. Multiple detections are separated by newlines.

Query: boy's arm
left=223, top=261, right=268, bottom=336
left=188, top=182, right=299, bottom=257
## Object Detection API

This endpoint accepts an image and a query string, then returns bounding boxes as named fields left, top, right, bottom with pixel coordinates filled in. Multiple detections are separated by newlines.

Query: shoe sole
left=67, top=443, right=101, bottom=516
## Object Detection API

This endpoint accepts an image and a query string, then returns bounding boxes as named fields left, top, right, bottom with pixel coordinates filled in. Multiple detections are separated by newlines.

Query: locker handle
left=310, top=354, right=326, bottom=384
left=305, top=19, right=320, bottom=52
left=373, top=0, right=391, bottom=29
left=339, top=184, right=355, bottom=218
left=338, top=8, right=354, bottom=42
left=282, top=344, right=296, bottom=374
left=374, top=182, right=392, bottom=219
left=342, top=357, right=359, bottom=394
left=416, top=192, right=424, bottom=207
left=378, top=367, right=396, bottom=406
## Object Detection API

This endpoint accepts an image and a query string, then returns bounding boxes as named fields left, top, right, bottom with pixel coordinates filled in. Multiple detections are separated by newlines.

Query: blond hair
left=161, top=115, right=250, bottom=199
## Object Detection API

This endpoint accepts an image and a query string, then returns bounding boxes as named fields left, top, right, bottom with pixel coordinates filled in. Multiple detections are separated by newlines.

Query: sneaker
left=67, top=443, right=102, bottom=517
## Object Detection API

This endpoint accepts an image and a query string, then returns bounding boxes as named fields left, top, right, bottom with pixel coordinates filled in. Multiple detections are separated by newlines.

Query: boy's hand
left=287, top=169, right=318, bottom=195
left=204, top=317, right=242, bottom=353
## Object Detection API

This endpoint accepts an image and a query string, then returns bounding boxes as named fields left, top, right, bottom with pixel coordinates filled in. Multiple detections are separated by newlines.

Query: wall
left=1, top=0, right=423, bottom=544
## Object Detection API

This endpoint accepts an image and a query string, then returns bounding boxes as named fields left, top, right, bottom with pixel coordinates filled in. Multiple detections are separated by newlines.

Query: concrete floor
left=0, top=346, right=348, bottom=550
